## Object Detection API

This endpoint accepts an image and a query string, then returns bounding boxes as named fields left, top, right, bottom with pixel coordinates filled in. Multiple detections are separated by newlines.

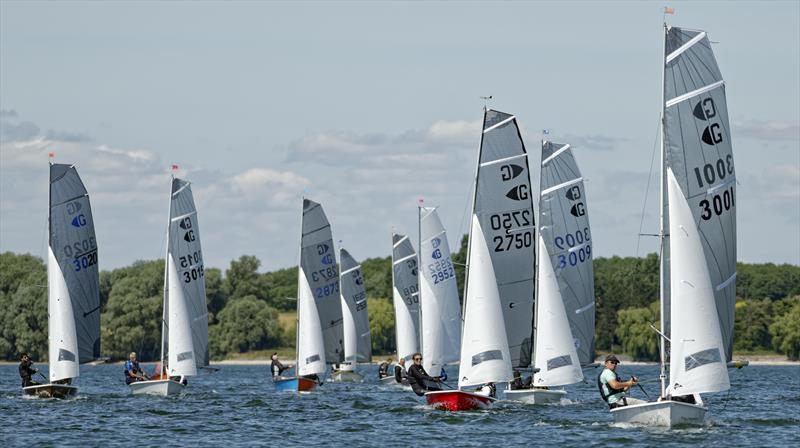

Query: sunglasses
left=413, top=357, right=422, bottom=361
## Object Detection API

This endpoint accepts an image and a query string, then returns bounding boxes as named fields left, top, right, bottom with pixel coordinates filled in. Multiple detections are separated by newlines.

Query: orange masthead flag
left=171, top=164, right=179, bottom=171
left=48, top=152, right=55, bottom=158
left=664, top=6, right=675, bottom=14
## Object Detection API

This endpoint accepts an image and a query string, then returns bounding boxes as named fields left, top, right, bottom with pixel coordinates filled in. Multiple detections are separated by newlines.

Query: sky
left=1, top=0, right=798, bottom=272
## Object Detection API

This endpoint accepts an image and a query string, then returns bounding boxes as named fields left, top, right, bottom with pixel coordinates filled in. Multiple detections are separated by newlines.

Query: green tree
left=362, top=257, right=392, bottom=300
left=204, top=267, right=226, bottom=324
left=0, top=252, right=48, bottom=360
left=209, top=295, right=283, bottom=358
left=615, top=301, right=660, bottom=361
left=770, top=299, right=800, bottom=360
left=100, top=260, right=165, bottom=361
left=261, top=266, right=297, bottom=311
left=733, top=299, right=773, bottom=352
left=368, top=297, right=395, bottom=354
left=224, top=255, right=266, bottom=301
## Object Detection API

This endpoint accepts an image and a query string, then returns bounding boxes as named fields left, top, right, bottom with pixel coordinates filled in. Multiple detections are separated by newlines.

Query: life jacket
left=597, top=370, right=625, bottom=403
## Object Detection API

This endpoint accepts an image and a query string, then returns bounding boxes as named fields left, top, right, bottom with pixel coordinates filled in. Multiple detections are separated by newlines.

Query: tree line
left=1, top=243, right=798, bottom=363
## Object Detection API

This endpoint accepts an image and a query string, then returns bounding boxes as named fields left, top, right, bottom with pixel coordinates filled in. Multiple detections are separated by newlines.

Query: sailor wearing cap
left=598, top=354, right=639, bottom=409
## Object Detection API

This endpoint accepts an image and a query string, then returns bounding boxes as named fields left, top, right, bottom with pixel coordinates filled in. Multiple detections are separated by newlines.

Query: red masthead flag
left=171, top=164, right=179, bottom=171
left=48, top=152, right=55, bottom=158
left=664, top=6, right=675, bottom=14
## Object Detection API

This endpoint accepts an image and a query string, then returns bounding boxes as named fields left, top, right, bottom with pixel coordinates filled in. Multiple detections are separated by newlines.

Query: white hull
left=331, top=370, right=364, bottom=382
left=504, top=388, right=566, bottom=404
left=23, top=383, right=78, bottom=399
left=611, top=399, right=706, bottom=427
left=129, top=379, right=185, bottom=396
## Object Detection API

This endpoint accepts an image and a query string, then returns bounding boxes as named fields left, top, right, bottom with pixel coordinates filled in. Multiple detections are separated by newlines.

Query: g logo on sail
left=66, top=201, right=82, bottom=215
left=317, top=243, right=329, bottom=255
left=500, top=164, right=524, bottom=181
left=431, top=237, right=441, bottom=249
left=431, top=249, right=442, bottom=259
left=321, top=253, right=335, bottom=265
left=505, top=184, right=529, bottom=201
left=71, top=214, right=87, bottom=227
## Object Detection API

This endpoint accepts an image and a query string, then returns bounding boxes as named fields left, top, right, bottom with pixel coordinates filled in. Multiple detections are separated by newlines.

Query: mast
left=658, top=22, right=668, bottom=400
left=531, top=138, right=544, bottom=372
left=390, top=229, right=399, bottom=362
left=296, top=196, right=304, bottom=373
left=417, top=203, right=423, bottom=358
left=159, top=173, right=172, bottom=373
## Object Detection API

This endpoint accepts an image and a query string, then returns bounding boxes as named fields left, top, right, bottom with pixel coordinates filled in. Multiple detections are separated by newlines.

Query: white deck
left=129, top=379, right=185, bottom=396
left=610, top=399, right=706, bottom=427
left=504, top=388, right=567, bottom=404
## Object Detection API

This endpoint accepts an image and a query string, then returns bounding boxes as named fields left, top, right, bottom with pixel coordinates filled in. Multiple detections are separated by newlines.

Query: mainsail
left=662, top=26, right=734, bottom=394
left=391, top=232, right=420, bottom=362
left=340, top=249, right=372, bottom=363
left=663, top=26, right=736, bottom=363
left=165, top=178, right=209, bottom=377
left=48, top=163, right=101, bottom=381
left=419, top=206, right=461, bottom=374
left=300, top=199, right=343, bottom=364
left=471, top=109, right=536, bottom=368
left=538, top=141, right=596, bottom=367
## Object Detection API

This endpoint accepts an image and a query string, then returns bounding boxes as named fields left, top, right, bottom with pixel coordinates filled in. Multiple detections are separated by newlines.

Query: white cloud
left=733, top=119, right=800, bottom=141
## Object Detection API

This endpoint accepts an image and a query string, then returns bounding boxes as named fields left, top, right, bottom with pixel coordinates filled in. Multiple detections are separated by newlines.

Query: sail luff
left=391, top=233, right=419, bottom=361
left=659, top=23, right=670, bottom=399
left=339, top=248, right=371, bottom=363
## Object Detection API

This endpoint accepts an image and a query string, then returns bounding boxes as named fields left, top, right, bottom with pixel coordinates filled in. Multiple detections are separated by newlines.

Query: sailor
left=124, top=352, right=147, bottom=384
left=378, top=357, right=392, bottom=379
left=270, top=353, right=291, bottom=379
left=510, top=369, right=533, bottom=390
left=406, top=353, right=442, bottom=396
left=475, top=382, right=497, bottom=398
left=394, top=358, right=409, bottom=384
left=18, top=353, right=39, bottom=388
left=598, top=354, right=638, bottom=409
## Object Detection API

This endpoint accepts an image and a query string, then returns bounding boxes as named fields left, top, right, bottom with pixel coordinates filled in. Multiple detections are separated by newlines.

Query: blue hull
left=274, top=376, right=316, bottom=392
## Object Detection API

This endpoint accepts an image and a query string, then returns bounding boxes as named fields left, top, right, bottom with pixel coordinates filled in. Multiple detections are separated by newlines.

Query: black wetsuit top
left=271, top=360, right=287, bottom=378
left=407, top=364, right=440, bottom=396
left=394, top=365, right=408, bottom=383
left=19, top=360, right=37, bottom=387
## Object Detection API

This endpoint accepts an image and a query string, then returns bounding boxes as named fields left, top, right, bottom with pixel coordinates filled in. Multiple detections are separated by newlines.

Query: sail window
left=471, top=350, right=503, bottom=366
left=177, top=351, right=193, bottom=362
left=546, top=354, right=573, bottom=371
left=684, top=348, right=722, bottom=371
left=57, top=349, right=76, bottom=362
left=305, top=354, right=320, bottom=364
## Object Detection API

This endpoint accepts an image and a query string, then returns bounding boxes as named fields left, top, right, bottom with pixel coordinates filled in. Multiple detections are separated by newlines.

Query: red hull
left=424, top=390, right=494, bottom=411
left=297, top=377, right=317, bottom=391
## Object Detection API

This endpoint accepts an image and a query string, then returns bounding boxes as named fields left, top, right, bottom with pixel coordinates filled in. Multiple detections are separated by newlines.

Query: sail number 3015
left=180, top=250, right=204, bottom=283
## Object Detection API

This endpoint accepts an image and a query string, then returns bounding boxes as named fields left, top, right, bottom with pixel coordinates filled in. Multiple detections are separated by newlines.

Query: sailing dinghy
left=275, top=198, right=339, bottom=392
left=130, top=176, right=210, bottom=396
left=508, top=139, right=597, bottom=404
left=610, top=24, right=737, bottom=427
left=388, top=232, right=420, bottom=385
left=25, top=163, right=102, bottom=399
left=332, top=248, right=371, bottom=382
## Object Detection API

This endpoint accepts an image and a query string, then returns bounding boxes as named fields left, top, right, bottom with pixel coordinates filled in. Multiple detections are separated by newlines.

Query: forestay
left=662, top=26, right=734, bottom=395
left=340, top=249, right=372, bottom=363
left=48, top=163, right=101, bottom=381
left=419, top=207, right=461, bottom=374
left=458, top=216, right=513, bottom=388
left=539, top=141, right=596, bottom=366
left=300, top=199, right=344, bottom=364
left=473, top=109, right=536, bottom=368
left=166, top=178, right=209, bottom=377
left=392, top=233, right=420, bottom=362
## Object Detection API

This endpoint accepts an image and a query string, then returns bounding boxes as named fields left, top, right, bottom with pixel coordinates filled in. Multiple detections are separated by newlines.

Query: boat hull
left=23, top=384, right=78, bottom=399
left=274, top=376, right=317, bottom=392
left=331, top=369, right=364, bottom=382
left=504, top=388, right=566, bottom=404
left=129, top=379, right=185, bottom=396
left=610, top=399, right=706, bottom=427
left=424, top=390, right=495, bottom=411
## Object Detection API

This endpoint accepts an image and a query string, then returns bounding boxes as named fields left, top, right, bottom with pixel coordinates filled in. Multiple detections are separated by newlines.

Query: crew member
left=270, top=353, right=291, bottom=379
left=19, top=353, right=39, bottom=388
left=124, top=352, right=147, bottom=384
left=598, top=354, right=638, bottom=409
left=378, top=357, right=392, bottom=379
left=510, top=369, right=533, bottom=390
left=394, top=358, right=409, bottom=384
left=406, top=353, right=441, bottom=396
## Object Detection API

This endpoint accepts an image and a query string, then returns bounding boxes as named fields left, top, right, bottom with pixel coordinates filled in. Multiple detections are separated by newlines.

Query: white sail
left=391, top=233, right=419, bottom=362
left=666, top=170, right=729, bottom=396
left=48, top=163, right=101, bottom=381
left=419, top=206, right=461, bottom=374
left=298, top=266, right=327, bottom=376
left=340, top=249, right=371, bottom=363
left=167, top=254, right=197, bottom=377
left=47, top=247, right=79, bottom=382
left=532, top=237, right=583, bottom=387
left=458, top=216, right=513, bottom=388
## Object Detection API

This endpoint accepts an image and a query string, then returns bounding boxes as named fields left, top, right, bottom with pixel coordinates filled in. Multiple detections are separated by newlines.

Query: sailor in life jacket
left=378, top=357, right=392, bottom=379
left=598, top=354, right=638, bottom=409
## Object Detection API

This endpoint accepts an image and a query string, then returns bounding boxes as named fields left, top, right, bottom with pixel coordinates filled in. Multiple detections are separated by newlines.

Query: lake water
left=1, top=363, right=798, bottom=447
